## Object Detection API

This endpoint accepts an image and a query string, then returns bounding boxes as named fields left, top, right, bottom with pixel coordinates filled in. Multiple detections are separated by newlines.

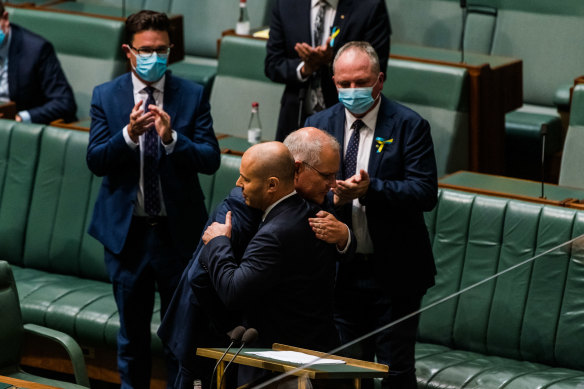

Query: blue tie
left=143, top=86, right=161, bottom=216
left=343, top=119, right=364, bottom=179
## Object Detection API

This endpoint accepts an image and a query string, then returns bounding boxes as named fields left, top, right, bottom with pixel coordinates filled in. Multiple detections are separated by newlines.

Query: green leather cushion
left=22, top=127, right=107, bottom=282
left=505, top=110, right=563, bottom=153
left=0, top=122, right=44, bottom=267
left=208, top=154, right=241, bottom=214
left=7, top=7, right=125, bottom=60
left=422, top=189, right=584, bottom=371
left=12, top=266, right=163, bottom=354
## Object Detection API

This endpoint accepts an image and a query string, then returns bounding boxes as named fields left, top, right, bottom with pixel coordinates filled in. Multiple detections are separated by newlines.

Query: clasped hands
left=334, top=169, right=370, bottom=206
left=127, top=100, right=172, bottom=144
left=295, top=37, right=333, bottom=77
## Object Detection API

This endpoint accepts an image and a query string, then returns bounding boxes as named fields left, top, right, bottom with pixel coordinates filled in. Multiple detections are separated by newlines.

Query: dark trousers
left=105, top=217, right=188, bottom=389
left=334, top=261, right=423, bottom=389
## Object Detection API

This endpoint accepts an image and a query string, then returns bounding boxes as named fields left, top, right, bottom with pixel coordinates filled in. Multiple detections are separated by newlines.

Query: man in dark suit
left=200, top=142, right=340, bottom=384
left=306, top=41, right=438, bottom=389
left=0, top=2, right=76, bottom=124
left=265, top=0, right=391, bottom=141
left=159, top=128, right=352, bottom=388
left=86, top=10, right=220, bottom=389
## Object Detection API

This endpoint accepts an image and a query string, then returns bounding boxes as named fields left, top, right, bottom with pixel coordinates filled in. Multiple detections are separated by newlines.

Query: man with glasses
left=159, top=127, right=353, bottom=388
left=86, top=10, right=220, bottom=389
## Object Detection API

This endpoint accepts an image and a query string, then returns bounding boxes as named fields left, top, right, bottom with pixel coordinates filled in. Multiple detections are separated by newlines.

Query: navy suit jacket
left=158, top=187, right=262, bottom=365
left=200, top=193, right=339, bottom=352
left=87, top=72, right=220, bottom=258
left=265, top=0, right=391, bottom=140
left=7, top=24, right=77, bottom=123
left=306, top=96, right=438, bottom=296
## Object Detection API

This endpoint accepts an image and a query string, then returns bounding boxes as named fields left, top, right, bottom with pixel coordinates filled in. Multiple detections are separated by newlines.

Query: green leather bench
left=7, top=6, right=127, bottom=120
left=383, top=58, right=469, bottom=178
left=418, top=188, right=584, bottom=388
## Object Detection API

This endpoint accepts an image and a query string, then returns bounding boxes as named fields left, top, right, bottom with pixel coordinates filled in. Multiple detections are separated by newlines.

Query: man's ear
left=294, top=161, right=304, bottom=174
left=266, top=177, right=279, bottom=193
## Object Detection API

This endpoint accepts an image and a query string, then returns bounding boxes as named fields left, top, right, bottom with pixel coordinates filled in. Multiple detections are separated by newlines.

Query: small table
left=0, top=375, right=61, bottom=389
left=197, top=343, right=388, bottom=389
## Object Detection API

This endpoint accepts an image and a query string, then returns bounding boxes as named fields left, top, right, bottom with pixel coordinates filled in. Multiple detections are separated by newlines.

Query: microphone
left=218, top=328, right=258, bottom=389
left=209, top=326, right=246, bottom=389
left=298, top=87, right=307, bottom=128
left=540, top=123, right=548, bottom=199
left=459, top=0, right=467, bottom=63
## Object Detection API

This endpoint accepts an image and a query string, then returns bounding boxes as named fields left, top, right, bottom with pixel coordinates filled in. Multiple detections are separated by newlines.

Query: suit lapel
left=162, top=72, right=180, bottom=123
left=301, top=0, right=313, bottom=44
left=331, top=105, right=347, bottom=165
left=114, top=74, right=135, bottom=130
left=368, top=97, right=396, bottom=178
left=7, top=26, right=23, bottom=99
left=333, top=0, right=352, bottom=41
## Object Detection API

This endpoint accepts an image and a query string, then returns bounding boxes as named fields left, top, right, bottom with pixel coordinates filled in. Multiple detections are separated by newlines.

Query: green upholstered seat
left=7, top=6, right=127, bottom=120
left=208, top=153, right=242, bottom=214
left=0, top=121, right=44, bottom=266
left=0, top=261, right=90, bottom=388
left=418, top=188, right=584, bottom=387
left=383, top=58, right=469, bottom=177
left=210, top=35, right=284, bottom=141
left=559, top=85, right=584, bottom=188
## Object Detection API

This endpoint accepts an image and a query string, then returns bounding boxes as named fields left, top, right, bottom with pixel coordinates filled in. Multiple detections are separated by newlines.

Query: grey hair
left=284, top=129, right=340, bottom=166
left=333, top=41, right=380, bottom=74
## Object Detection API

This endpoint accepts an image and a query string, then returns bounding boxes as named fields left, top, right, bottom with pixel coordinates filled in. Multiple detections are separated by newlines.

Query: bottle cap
left=252, top=102, right=259, bottom=108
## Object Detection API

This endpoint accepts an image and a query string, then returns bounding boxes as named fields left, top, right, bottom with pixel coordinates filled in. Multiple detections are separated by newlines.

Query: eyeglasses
left=129, top=45, right=172, bottom=57
left=302, top=161, right=337, bottom=182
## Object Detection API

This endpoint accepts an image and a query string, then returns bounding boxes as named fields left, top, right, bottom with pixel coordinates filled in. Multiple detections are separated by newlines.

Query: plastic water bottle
left=236, top=0, right=250, bottom=35
left=193, top=379, right=202, bottom=389
left=247, top=102, right=262, bottom=144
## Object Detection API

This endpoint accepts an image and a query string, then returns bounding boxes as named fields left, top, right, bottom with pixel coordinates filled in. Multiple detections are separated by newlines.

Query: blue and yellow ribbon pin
left=375, top=137, right=393, bottom=153
left=329, top=27, right=340, bottom=47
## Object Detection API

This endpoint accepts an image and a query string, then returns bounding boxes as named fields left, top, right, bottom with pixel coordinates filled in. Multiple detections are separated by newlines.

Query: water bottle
left=193, top=378, right=202, bottom=389
left=247, top=102, right=262, bottom=144
left=236, top=0, right=250, bottom=35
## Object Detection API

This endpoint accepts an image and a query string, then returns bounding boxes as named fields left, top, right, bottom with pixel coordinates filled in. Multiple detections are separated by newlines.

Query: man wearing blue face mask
left=0, top=1, right=76, bottom=123
left=306, top=41, right=438, bottom=389
left=87, top=10, right=220, bottom=389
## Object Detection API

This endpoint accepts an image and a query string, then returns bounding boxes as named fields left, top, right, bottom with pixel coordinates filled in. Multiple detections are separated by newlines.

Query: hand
left=202, top=211, right=232, bottom=244
left=309, top=210, right=349, bottom=249
left=147, top=105, right=173, bottom=144
left=295, top=39, right=333, bottom=76
left=334, top=169, right=370, bottom=204
left=127, top=100, right=154, bottom=143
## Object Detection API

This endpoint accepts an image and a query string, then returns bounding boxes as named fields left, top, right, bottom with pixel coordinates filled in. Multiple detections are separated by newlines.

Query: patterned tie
left=309, top=0, right=327, bottom=113
left=343, top=120, right=365, bottom=179
left=143, top=86, right=161, bottom=216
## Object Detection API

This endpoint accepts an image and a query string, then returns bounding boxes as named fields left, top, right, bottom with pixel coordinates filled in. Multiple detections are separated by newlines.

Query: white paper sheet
left=245, top=350, right=346, bottom=365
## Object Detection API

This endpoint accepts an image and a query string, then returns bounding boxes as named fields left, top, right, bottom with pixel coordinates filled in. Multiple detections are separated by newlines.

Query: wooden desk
left=392, top=44, right=523, bottom=175
left=0, top=375, right=61, bottom=389
left=197, top=343, right=388, bottom=389
left=439, top=170, right=584, bottom=208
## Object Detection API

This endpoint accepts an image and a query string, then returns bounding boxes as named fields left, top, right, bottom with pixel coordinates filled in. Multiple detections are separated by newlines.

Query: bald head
left=284, top=127, right=340, bottom=167
left=237, top=142, right=296, bottom=210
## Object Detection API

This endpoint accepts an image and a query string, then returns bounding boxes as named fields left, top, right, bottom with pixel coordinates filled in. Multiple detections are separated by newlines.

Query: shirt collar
left=345, top=97, right=382, bottom=132
left=262, top=190, right=297, bottom=222
left=130, top=71, right=166, bottom=95
left=312, top=0, right=338, bottom=9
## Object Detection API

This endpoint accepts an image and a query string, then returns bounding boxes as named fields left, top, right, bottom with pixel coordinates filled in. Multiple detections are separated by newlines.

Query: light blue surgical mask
left=131, top=49, right=168, bottom=82
left=338, top=78, right=380, bottom=115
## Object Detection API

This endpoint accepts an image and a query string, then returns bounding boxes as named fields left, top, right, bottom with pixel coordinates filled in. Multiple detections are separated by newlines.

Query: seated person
left=0, top=1, right=77, bottom=123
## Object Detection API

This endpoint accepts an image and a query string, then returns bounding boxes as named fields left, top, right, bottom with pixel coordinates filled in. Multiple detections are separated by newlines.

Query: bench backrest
left=210, top=35, right=284, bottom=140
left=383, top=59, right=469, bottom=177
left=422, top=189, right=584, bottom=370
left=22, top=127, right=107, bottom=281
left=7, top=6, right=127, bottom=120
left=0, top=121, right=44, bottom=266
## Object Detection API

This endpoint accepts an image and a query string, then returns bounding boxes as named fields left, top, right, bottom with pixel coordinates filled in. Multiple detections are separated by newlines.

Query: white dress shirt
left=123, top=72, right=178, bottom=217
left=343, top=101, right=381, bottom=254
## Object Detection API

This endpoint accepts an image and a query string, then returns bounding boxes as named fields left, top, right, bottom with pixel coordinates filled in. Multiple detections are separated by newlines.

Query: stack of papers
left=245, top=351, right=346, bottom=365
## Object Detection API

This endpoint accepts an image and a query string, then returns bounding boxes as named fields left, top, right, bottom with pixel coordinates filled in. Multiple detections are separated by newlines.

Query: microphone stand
left=218, top=328, right=258, bottom=389
left=298, top=87, right=307, bottom=129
